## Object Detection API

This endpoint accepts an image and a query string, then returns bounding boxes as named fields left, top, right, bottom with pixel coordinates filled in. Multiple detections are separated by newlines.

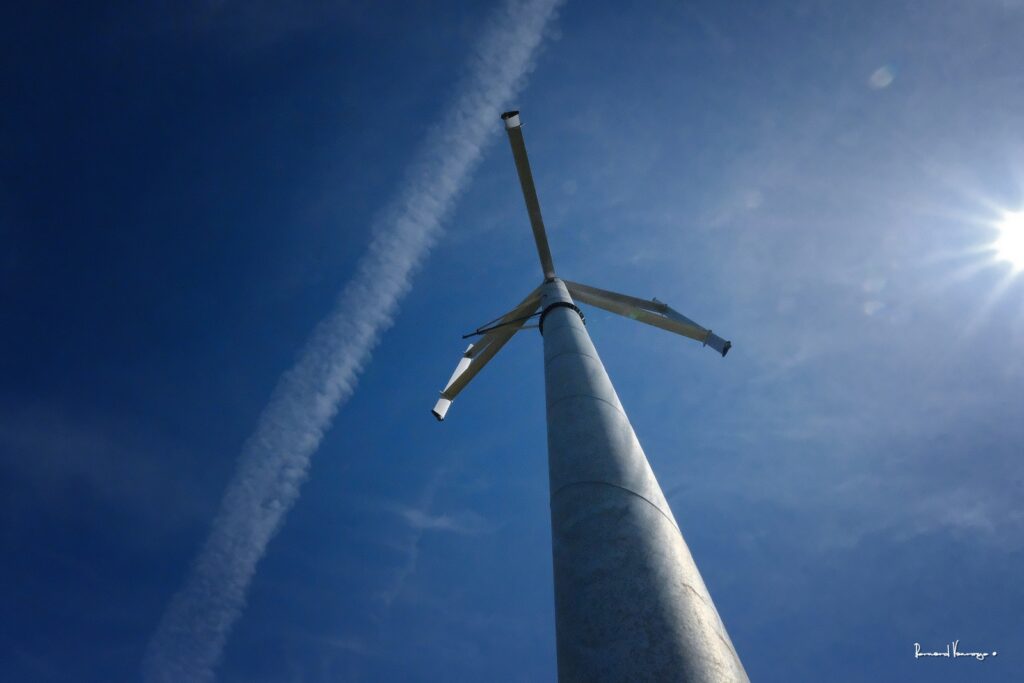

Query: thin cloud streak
left=142, top=1, right=564, bottom=680
left=395, top=506, right=494, bottom=535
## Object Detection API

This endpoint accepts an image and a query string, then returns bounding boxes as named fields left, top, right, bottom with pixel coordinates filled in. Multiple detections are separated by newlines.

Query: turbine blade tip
left=432, top=397, right=452, bottom=421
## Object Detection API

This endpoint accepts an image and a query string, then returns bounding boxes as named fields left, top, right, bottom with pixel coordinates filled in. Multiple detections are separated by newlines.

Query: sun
left=993, top=211, right=1024, bottom=271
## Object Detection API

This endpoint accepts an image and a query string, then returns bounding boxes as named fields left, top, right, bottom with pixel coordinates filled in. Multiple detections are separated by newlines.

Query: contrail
left=143, top=1, right=564, bottom=680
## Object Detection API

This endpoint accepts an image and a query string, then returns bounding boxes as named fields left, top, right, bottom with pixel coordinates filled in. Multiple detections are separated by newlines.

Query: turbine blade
left=502, top=111, right=556, bottom=280
left=433, top=286, right=542, bottom=420
left=564, top=280, right=732, bottom=357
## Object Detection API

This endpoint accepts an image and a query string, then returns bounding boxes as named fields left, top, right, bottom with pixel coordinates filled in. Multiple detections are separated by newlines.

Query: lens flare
left=994, top=211, right=1024, bottom=271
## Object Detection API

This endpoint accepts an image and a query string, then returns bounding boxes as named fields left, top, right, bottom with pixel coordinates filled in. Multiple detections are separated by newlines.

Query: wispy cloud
left=391, top=505, right=494, bottom=536
left=142, top=1, right=564, bottom=681
left=374, top=467, right=497, bottom=609
left=375, top=500, right=494, bottom=607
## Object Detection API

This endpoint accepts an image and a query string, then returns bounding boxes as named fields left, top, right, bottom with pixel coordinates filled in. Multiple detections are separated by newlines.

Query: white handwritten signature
left=914, top=641, right=997, bottom=661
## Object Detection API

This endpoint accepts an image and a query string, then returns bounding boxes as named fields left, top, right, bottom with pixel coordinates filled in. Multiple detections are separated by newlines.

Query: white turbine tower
left=433, top=111, right=748, bottom=683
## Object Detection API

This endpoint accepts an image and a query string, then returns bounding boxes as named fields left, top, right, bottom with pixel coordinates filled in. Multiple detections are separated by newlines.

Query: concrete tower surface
left=541, top=278, right=746, bottom=682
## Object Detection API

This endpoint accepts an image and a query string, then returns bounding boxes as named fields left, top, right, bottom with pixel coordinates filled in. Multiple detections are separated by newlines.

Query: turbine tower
left=433, top=111, right=748, bottom=683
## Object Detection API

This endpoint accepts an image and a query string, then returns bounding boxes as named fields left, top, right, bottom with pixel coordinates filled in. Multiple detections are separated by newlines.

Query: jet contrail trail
left=143, top=2, right=564, bottom=680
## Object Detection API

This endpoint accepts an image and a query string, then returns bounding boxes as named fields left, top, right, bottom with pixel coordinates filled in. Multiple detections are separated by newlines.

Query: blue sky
left=2, top=1, right=1023, bottom=681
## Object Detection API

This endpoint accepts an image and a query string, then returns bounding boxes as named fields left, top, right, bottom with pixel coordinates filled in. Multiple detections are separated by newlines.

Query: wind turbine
left=433, top=111, right=748, bottom=682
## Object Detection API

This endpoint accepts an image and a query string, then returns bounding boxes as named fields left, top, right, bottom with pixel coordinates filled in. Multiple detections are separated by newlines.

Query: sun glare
left=994, top=212, right=1024, bottom=271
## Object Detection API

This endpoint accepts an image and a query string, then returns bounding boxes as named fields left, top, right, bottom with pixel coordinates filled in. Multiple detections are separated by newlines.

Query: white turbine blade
left=564, top=281, right=706, bottom=340
left=564, top=280, right=732, bottom=357
left=435, top=349, right=474, bottom=420
left=433, top=287, right=542, bottom=420
left=442, top=345, right=475, bottom=392
left=502, top=111, right=556, bottom=279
